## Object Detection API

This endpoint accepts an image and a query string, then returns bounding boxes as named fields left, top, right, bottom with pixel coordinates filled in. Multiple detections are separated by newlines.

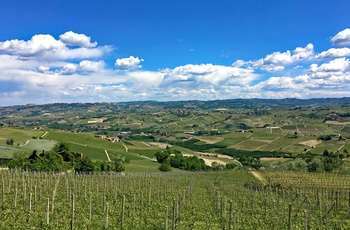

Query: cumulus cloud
left=0, top=34, right=65, bottom=57
left=79, top=60, right=104, bottom=72
left=161, top=64, right=258, bottom=88
left=309, top=58, right=350, bottom=73
left=115, top=56, right=143, bottom=69
left=233, top=44, right=314, bottom=72
left=59, top=31, right=97, bottom=48
left=3, top=29, right=350, bottom=105
left=58, top=60, right=105, bottom=75
left=331, top=28, right=350, bottom=46
left=0, top=32, right=110, bottom=60
left=316, top=47, right=350, bottom=59
left=38, top=66, right=50, bottom=73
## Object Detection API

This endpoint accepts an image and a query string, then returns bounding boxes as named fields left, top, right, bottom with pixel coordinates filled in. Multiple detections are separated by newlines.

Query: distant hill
left=2, top=97, right=350, bottom=112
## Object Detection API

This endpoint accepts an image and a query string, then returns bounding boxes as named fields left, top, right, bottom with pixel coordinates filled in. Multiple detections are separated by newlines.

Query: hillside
left=1, top=98, right=350, bottom=172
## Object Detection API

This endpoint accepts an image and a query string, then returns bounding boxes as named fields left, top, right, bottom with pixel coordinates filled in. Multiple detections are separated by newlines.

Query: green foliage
left=19, top=151, right=67, bottom=172
left=74, top=156, right=94, bottom=172
left=155, top=147, right=210, bottom=171
left=239, top=156, right=261, bottom=169
left=172, top=139, right=227, bottom=152
left=7, top=156, right=27, bottom=169
left=217, top=148, right=285, bottom=158
left=158, top=162, right=172, bottom=172
left=112, top=154, right=128, bottom=172
left=6, top=138, right=14, bottom=145
left=155, top=150, right=170, bottom=163
left=307, top=157, right=325, bottom=172
left=237, top=123, right=251, bottom=130
left=318, top=135, right=332, bottom=141
left=225, top=162, right=240, bottom=170
left=52, top=142, right=70, bottom=153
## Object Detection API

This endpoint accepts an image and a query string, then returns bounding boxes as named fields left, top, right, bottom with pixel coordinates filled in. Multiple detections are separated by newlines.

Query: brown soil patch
left=299, top=140, right=321, bottom=147
left=325, top=121, right=350, bottom=125
left=147, top=142, right=171, bottom=148
left=183, top=153, right=232, bottom=166
left=198, top=137, right=224, bottom=144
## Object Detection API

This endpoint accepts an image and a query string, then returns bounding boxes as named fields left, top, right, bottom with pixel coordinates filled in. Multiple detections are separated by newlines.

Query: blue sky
left=0, top=0, right=350, bottom=105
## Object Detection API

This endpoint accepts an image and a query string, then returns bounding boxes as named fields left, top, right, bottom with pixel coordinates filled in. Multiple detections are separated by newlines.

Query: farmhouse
left=95, top=135, right=120, bottom=142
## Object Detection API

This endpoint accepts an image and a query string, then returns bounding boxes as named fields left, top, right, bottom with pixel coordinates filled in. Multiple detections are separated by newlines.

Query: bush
left=159, top=163, right=172, bottom=172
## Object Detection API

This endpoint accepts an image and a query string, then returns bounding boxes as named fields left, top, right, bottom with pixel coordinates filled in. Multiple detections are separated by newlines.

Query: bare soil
left=299, top=140, right=321, bottom=147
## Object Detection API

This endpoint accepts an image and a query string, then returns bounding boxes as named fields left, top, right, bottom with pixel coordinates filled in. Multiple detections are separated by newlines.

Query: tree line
left=8, top=142, right=127, bottom=172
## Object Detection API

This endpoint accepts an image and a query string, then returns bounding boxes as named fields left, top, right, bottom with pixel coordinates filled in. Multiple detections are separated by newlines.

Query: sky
left=0, top=0, right=350, bottom=106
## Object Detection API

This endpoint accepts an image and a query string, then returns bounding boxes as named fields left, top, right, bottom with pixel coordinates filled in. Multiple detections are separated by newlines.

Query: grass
left=19, top=139, right=57, bottom=151
left=124, top=160, right=160, bottom=172
left=0, top=146, right=18, bottom=158
left=0, top=127, right=45, bottom=145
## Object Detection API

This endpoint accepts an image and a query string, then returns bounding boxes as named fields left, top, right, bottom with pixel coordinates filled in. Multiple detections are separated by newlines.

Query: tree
left=323, top=149, right=330, bottom=156
left=158, top=163, right=172, bottom=172
left=53, top=142, right=70, bottom=153
left=307, top=158, right=325, bottom=172
left=155, top=150, right=170, bottom=163
left=6, top=138, right=14, bottom=145
left=113, top=155, right=127, bottom=172
left=75, top=156, right=94, bottom=172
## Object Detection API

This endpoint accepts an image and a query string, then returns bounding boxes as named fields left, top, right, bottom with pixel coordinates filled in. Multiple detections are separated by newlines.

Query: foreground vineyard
left=1, top=170, right=350, bottom=229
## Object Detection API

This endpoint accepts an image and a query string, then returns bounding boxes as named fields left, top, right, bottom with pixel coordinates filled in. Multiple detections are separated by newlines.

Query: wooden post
left=288, top=203, right=292, bottom=230
left=228, top=201, right=232, bottom=230
left=89, top=192, right=92, bottom=226
left=165, top=206, right=168, bottom=230
left=46, top=198, right=50, bottom=225
left=172, top=199, right=176, bottom=230
left=105, top=202, right=109, bottom=229
left=121, top=195, right=125, bottom=230
left=71, top=194, right=75, bottom=230
left=304, top=210, right=307, bottom=230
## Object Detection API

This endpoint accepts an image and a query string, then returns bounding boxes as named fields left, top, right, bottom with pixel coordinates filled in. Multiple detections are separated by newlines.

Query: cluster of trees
left=238, top=156, right=261, bottom=169
left=154, top=147, right=239, bottom=172
left=8, top=142, right=127, bottom=172
left=160, top=139, right=227, bottom=152
left=317, top=135, right=333, bottom=141
left=305, top=150, right=344, bottom=172
left=270, top=149, right=346, bottom=173
left=6, top=138, right=14, bottom=145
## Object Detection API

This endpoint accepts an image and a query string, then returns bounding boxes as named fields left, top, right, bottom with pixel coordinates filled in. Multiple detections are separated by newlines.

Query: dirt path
left=338, top=144, right=345, bottom=151
left=41, top=131, right=49, bottom=138
left=295, top=125, right=304, bottom=136
left=250, top=171, right=265, bottom=182
left=104, top=150, right=111, bottom=162
left=122, top=143, right=128, bottom=152
left=20, top=140, right=30, bottom=146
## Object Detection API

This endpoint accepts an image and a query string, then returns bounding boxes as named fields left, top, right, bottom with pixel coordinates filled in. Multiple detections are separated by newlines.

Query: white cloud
left=60, top=63, right=78, bottom=75
left=57, top=60, right=105, bottom=75
left=79, top=60, right=104, bottom=72
left=115, top=56, right=143, bottom=69
left=0, top=32, right=110, bottom=61
left=38, top=66, right=50, bottom=73
left=233, top=44, right=314, bottom=72
left=331, top=28, right=350, bottom=46
left=161, top=64, right=258, bottom=88
left=3, top=29, right=350, bottom=106
left=309, top=58, right=350, bottom=73
left=316, top=47, right=350, bottom=59
left=0, top=34, right=65, bottom=57
left=59, top=31, right=97, bottom=48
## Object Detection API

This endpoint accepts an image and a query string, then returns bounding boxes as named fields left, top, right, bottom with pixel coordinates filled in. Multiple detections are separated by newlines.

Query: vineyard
left=1, top=170, right=350, bottom=229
